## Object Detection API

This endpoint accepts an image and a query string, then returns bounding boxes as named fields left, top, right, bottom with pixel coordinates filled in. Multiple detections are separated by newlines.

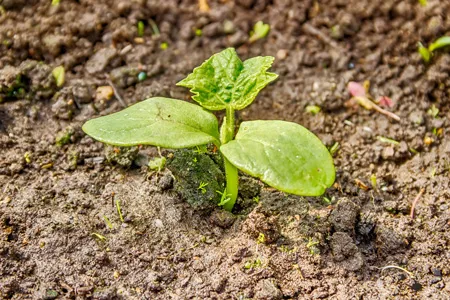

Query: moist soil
left=1, top=0, right=450, bottom=299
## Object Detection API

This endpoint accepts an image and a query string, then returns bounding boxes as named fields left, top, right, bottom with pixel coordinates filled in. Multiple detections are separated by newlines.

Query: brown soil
left=1, top=0, right=450, bottom=299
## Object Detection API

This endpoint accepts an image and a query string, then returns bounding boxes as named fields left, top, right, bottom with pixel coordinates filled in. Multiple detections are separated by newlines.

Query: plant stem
left=221, top=107, right=238, bottom=212
left=223, top=158, right=238, bottom=211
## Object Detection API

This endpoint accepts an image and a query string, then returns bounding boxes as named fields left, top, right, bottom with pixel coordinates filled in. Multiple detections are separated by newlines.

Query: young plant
left=82, top=48, right=335, bottom=212
left=418, top=36, right=450, bottom=63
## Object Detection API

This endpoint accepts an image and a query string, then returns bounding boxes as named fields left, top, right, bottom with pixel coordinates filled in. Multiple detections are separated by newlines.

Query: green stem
left=223, top=158, right=238, bottom=211
left=221, top=107, right=238, bottom=212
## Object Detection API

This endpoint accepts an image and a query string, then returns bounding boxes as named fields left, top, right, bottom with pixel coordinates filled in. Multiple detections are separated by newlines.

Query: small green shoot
left=115, top=199, right=124, bottom=223
left=51, top=0, right=61, bottom=6
left=252, top=196, right=259, bottom=204
left=418, top=0, right=427, bottom=6
left=137, top=21, right=145, bottom=37
left=249, top=21, right=270, bottom=43
left=92, top=233, right=107, bottom=241
left=429, top=36, right=450, bottom=52
left=257, top=233, right=266, bottom=244
left=198, top=181, right=209, bottom=194
left=103, top=216, right=114, bottom=229
left=52, top=66, right=65, bottom=87
left=370, top=174, right=377, bottom=190
left=24, top=152, right=32, bottom=164
left=244, top=258, right=262, bottom=270
left=427, top=104, right=439, bottom=118
left=306, top=237, right=320, bottom=255
left=418, top=43, right=431, bottom=63
left=195, top=29, right=203, bottom=36
left=418, top=36, right=450, bottom=62
left=216, top=188, right=232, bottom=207
left=322, top=196, right=332, bottom=205
left=160, top=42, right=168, bottom=50
left=377, top=136, right=400, bottom=145
left=193, top=145, right=208, bottom=154
left=305, top=105, right=321, bottom=115
left=329, top=142, right=339, bottom=156
left=148, top=156, right=166, bottom=172
left=82, top=48, right=335, bottom=212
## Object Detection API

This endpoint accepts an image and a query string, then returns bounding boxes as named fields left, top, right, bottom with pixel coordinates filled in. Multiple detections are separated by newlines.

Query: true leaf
left=249, top=21, right=270, bottom=43
left=428, top=36, right=450, bottom=52
left=176, top=48, right=278, bottom=111
left=82, top=97, right=220, bottom=148
left=220, top=120, right=335, bottom=196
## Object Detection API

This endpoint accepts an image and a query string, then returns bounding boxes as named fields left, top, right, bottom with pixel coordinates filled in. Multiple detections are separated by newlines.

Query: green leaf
left=220, top=121, right=335, bottom=196
left=82, top=97, right=220, bottom=148
left=428, top=36, right=450, bottom=52
left=249, top=21, right=270, bottom=43
left=177, top=48, right=277, bottom=111
left=52, top=66, right=65, bottom=87
left=418, top=42, right=431, bottom=63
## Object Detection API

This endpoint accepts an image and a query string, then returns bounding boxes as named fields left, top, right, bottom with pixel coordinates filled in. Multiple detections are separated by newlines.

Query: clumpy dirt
left=1, top=0, right=450, bottom=299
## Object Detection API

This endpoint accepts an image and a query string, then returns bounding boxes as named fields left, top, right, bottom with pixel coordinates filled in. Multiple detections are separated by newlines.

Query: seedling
left=137, top=21, right=145, bottom=37
left=82, top=48, right=335, bottom=212
left=52, top=66, right=65, bottom=87
left=347, top=81, right=400, bottom=121
left=418, top=36, right=450, bottom=63
left=305, top=105, right=321, bottom=115
left=115, top=199, right=124, bottom=223
left=197, top=182, right=208, bottom=194
left=249, top=21, right=270, bottom=43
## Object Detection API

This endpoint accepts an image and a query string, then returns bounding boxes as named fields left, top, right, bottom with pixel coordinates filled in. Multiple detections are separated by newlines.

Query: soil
left=1, top=0, right=449, bottom=299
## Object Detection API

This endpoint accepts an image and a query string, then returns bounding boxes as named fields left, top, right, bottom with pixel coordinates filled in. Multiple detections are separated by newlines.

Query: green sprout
left=137, top=21, right=145, bottom=37
left=418, top=36, right=450, bottom=63
left=427, top=104, right=439, bottom=118
left=91, top=233, right=107, bottom=241
left=418, top=0, right=427, bottom=6
left=257, top=232, right=266, bottom=244
left=249, top=21, right=270, bottom=43
left=198, top=181, right=209, bottom=194
left=305, top=105, right=321, bottom=115
left=377, top=136, right=400, bottom=145
left=51, top=0, right=60, bottom=6
left=244, top=258, right=262, bottom=270
left=329, top=142, right=339, bottom=156
left=115, top=199, right=124, bottom=223
left=52, top=66, right=65, bottom=87
left=148, top=147, right=166, bottom=173
left=216, top=188, right=232, bottom=208
left=103, top=216, right=113, bottom=229
left=82, top=48, right=335, bottom=212
left=160, top=42, right=168, bottom=50
left=195, top=29, right=203, bottom=36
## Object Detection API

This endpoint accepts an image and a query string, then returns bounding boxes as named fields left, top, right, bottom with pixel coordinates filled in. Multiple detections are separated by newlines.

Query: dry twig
left=410, top=188, right=425, bottom=219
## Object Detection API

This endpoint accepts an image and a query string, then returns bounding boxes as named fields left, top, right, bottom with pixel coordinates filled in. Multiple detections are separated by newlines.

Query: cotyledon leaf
left=220, top=120, right=335, bottom=196
left=82, top=97, right=220, bottom=148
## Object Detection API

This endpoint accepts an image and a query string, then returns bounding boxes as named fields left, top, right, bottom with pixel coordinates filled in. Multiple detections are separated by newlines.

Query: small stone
left=276, top=49, right=288, bottom=60
left=431, top=268, right=442, bottom=277
left=330, top=198, right=360, bottom=233
left=158, top=173, right=174, bottom=190
left=382, top=147, right=395, bottom=159
left=95, top=86, right=114, bottom=101
left=254, top=279, right=282, bottom=300
left=411, top=281, right=422, bottom=292
left=85, top=48, right=118, bottom=74
left=210, top=210, right=236, bottom=228
left=330, top=232, right=364, bottom=271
